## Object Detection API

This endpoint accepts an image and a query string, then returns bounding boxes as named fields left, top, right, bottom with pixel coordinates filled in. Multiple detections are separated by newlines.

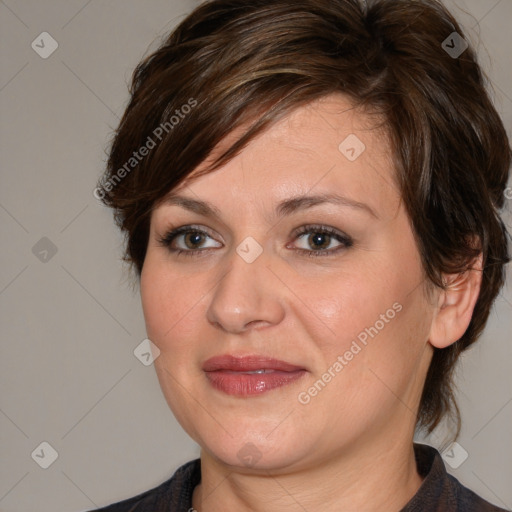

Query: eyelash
left=157, top=224, right=353, bottom=258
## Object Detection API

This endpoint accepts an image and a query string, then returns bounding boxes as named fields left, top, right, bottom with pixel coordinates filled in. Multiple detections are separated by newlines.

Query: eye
left=157, top=224, right=353, bottom=258
left=157, top=225, right=221, bottom=257
left=289, top=225, right=353, bottom=257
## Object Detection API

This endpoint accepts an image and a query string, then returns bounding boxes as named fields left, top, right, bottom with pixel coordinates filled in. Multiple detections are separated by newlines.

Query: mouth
left=203, top=355, right=307, bottom=396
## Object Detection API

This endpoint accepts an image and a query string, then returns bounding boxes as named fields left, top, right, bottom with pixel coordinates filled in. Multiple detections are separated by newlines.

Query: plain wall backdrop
left=0, top=1, right=511, bottom=511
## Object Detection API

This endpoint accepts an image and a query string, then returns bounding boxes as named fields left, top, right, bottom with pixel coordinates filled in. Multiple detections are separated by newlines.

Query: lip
left=203, top=355, right=305, bottom=372
left=203, top=355, right=307, bottom=396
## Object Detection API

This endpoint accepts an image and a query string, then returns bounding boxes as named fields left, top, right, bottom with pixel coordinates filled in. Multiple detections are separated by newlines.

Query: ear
left=428, top=252, right=483, bottom=349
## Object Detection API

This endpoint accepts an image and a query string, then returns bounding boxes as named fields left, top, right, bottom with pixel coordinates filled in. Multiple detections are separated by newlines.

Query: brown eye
left=157, top=225, right=221, bottom=256
left=305, top=232, right=333, bottom=250
left=183, top=231, right=207, bottom=249
left=290, top=225, right=353, bottom=257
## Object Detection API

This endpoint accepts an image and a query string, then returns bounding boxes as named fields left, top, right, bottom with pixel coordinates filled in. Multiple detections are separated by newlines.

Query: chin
left=194, top=419, right=315, bottom=471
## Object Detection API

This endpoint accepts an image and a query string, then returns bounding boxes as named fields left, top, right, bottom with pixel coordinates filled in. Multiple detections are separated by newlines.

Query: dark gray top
left=92, top=443, right=509, bottom=511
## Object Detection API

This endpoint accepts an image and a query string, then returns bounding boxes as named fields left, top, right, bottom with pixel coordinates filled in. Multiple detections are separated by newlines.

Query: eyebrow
left=163, top=192, right=378, bottom=220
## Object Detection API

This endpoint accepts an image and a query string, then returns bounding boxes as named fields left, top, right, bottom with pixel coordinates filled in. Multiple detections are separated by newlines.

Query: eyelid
left=157, top=223, right=353, bottom=257
left=289, top=225, right=353, bottom=254
left=157, top=224, right=221, bottom=249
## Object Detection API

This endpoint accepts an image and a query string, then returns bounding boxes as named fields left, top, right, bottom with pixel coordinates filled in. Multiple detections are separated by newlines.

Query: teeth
left=245, top=369, right=271, bottom=374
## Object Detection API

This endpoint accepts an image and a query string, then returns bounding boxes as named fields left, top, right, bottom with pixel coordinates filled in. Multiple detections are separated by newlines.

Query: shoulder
left=90, top=458, right=201, bottom=512
left=403, top=443, right=508, bottom=512
left=445, top=472, right=509, bottom=512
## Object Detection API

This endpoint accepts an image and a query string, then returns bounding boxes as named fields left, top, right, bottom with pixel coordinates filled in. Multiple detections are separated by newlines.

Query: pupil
left=186, top=232, right=203, bottom=249
left=310, top=233, right=329, bottom=249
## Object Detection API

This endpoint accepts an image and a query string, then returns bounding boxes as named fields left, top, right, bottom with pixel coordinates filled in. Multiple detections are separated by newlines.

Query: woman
left=93, top=0, right=511, bottom=510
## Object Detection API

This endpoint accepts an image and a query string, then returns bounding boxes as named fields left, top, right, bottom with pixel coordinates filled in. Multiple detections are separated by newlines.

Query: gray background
left=0, top=1, right=510, bottom=511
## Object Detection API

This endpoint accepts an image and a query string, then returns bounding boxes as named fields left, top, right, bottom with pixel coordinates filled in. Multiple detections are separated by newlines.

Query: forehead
left=164, top=94, right=399, bottom=221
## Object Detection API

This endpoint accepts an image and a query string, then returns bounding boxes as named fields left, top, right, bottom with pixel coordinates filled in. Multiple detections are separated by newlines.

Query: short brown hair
left=97, top=0, right=511, bottom=438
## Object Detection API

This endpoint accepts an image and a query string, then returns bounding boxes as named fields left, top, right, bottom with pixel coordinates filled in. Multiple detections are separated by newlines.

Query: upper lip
left=203, top=355, right=305, bottom=372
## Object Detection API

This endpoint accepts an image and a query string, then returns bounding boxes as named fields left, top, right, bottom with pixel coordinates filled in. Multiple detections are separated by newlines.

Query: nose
left=206, top=245, right=285, bottom=334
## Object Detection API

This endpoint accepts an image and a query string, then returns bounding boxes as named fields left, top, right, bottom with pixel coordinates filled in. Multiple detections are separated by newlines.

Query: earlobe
left=428, top=253, right=483, bottom=349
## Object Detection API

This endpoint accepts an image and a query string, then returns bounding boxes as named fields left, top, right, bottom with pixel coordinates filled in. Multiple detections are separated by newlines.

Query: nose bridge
left=206, top=240, right=284, bottom=333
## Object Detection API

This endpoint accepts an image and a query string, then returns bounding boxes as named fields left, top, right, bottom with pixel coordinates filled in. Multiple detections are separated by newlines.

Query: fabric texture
left=91, top=443, right=508, bottom=511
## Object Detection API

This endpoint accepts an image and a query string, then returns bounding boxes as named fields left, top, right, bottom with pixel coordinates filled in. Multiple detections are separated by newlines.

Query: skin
left=140, top=93, right=483, bottom=511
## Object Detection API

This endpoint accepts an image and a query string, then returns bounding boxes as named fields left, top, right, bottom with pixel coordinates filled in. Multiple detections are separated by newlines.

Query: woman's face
left=140, top=94, right=436, bottom=471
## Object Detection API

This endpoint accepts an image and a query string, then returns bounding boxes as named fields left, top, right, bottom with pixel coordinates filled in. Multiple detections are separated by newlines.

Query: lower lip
left=205, top=370, right=307, bottom=396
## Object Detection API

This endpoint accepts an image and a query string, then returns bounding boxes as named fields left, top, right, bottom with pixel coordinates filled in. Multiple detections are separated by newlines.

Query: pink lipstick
left=203, top=355, right=307, bottom=396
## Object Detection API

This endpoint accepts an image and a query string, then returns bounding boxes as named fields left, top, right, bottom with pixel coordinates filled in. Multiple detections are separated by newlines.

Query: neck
left=192, top=424, right=424, bottom=511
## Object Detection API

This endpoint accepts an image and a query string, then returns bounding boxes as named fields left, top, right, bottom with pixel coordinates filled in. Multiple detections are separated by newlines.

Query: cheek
left=140, top=262, right=193, bottom=348
left=301, top=262, right=397, bottom=353
left=140, top=262, right=206, bottom=432
left=300, top=248, right=429, bottom=392
left=140, top=269, right=165, bottom=341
